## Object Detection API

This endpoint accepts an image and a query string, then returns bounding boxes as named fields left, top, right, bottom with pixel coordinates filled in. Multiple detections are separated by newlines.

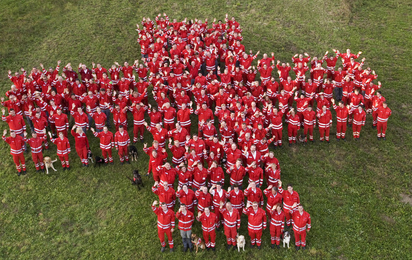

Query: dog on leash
left=43, top=157, right=57, bottom=174
left=128, top=145, right=138, bottom=161
left=236, top=234, right=245, bottom=252
left=130, top=170, right=144, bottom=189
left=87, top=149, right=94, bottom=163
left=94, top=156, right=105, bottom=167
left=283, top=231, right=291, bottom=248
left=191, top=233, right=206, bottom=253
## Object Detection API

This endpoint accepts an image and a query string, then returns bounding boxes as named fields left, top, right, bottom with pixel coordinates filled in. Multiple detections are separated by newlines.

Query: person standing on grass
left=176, top=204, right=194, bottom=252
left=91, top=126, right=114, bottom=165
left=2, top=129, right=26, bottom=176
left=350, top=105, right=366, bottom=141
left=269, top=203, right=285, bottom=249
left=291, top=204, right=311, bottom=251
left=219, top=201, right=240, bottom=250
left=278, top=181, right=300, bottom=228
left=317, top=105, right=332, bottom=143
left=377, top=102, right=391, bottom=140
left=331, top=99, right=349, bottom=141
left=24, top=130, right=46, bottom=172
left=197, top=206, right=218, bottom=251
left=114, top=125, right=130, bottom=165
left=71, top=125, right=90, bottom=167
left=243, top=201, right=267, bottom=249
left=152, top=200, right=175, bottom=253
left=48, top=131, right=70, bottom=170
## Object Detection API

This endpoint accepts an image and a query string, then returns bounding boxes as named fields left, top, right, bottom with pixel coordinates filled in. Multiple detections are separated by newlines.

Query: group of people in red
left=0, top=11, right=391, bottom=253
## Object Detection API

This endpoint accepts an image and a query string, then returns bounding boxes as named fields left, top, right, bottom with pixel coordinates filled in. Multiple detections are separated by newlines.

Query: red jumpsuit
left=226, top=189, right=244, bottom=215
left=176, top=189, right=196, bottom=212
left=351, top=108, right=366, bottom=139
left=292, top=210, right=311, bottom=247
left=332, top=104, right=349, bottom=139
left=243, top=206, right=267, bottom=246
left=152, top=205, right=175, bottom=249
left=50, top=113, right=69, bottom=137
left=152, top=185, right=176, bottom=209
left=93, top=131, right=114, bottom=163
left=227, top=165, right=246, bottom=187
left=197, top=212, right=218, bottom=248
left=286, top=112, right=300, bottom=144
left=114, top=130, right=130, bottom=163
left=71, top=130, right=89, bottom=165
left=195, top=190, right=213, bottom=213
left=2, top=134, right=26, bottom=173
left=377, top=106, right=391, bottom=138
left=26, top=136, right=46, bottom=170
left=210, top=189, right=227, bottom=228
left=279, top=186, right=300, bottom=226
left=244, top=187, right=264, bottom=207
left=302, top=110, right=316, bottom=142
left=269, top=209, right=285, bottom=245
left=51, top=136, right=71, bottom=168
left=130, top=106, right=147, bottom=142
left=220, top=208, right=240, bottom=246
left=317, top=110, right=332, bottom=141
left=268, top=109, right=284, bottom=146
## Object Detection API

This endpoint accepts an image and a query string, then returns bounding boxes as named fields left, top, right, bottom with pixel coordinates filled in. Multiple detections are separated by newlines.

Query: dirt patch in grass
left=381, top=214, right=396, bottom=224
left=96, top=209, right=107, bottom=219
left=400, top=193, right=412, bottom=206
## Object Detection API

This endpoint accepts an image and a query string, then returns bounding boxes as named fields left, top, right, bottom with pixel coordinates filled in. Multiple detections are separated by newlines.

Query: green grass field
left=1, top=0, right=412, bottom=259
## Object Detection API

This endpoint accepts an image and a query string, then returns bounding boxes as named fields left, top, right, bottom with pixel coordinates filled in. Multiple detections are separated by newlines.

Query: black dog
left=87, top=149, right=94, bottom=163
left=128, top=170, right=144, bottom=189
left=128, top=145, right=138, bottom=162
left=94, top=156, right=105, bottom=167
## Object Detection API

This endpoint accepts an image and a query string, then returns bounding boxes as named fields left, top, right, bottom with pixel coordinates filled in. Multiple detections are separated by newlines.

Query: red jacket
left=195, top=190, right=213, bottom=212
left=26, top=136, right=46, bottom=154
left=292, top=210, right=311, bottom=232
left=50, top=113, right=69, bottom=132
left=152, top=186, right=176, bottom=209
left=114, top=130, right=130, bottom=148
left=210, top=188, right=227, bottom=208
left=351, top=109, right=366, bottom=126
left=197, top=212, right=218, bottom=232
left=71, top=130, right=89, bottom=149
left=2, top=114, right=26, bottom=135
left=244, top=187, right=263, bottom=206
left=51, top=137, right=71, bottom=155
left=279, top=187, right=300, bottom=212
left=93, top=131, right=114, bottom=150
left=158, top=167, right=178, bottom=187
left=220, top=208, right=240, bottom=229
left=71, top=111, right=89, bottom=128
left=209, top=167, right=224, bottom=186
left=176, top=189, right=196, bottom=210
left=90, top=112, right=107, bottom=130
left=246, top=167, right=264, bottom=187
left=161, top=107, right=176, bottom=125
left=377, top=106, right=391, bottom=123
left=147, top=126, right=168, bottom=146
left=226, top=189, right=244, bottom=209
left=176, top=210, right=194, bottom=231
left=317, top=110, right=332, bottom=128
left=2, top=135, right=25, bottom=155
left=192, top=168, right=209, bottom=189
left=243, top=207, right=267, bottom=231
left=264, top=189, right=283, bottom=212
left=332, top=104, right=349, bottom=123
left=30, top=116, right=48, bottom=134
left=177, top=108, right=193, bottom=127
left=227, top=165, right=246, bottom=186
left=152, top=206, right=175, bottom=229
left=269, top=210, right=285, bottom=229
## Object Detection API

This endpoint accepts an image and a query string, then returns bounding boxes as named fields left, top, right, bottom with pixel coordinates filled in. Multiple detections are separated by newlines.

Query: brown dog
left=191, top=233, right=206, bottom=253
left=43, top=156, right=57, bottom=174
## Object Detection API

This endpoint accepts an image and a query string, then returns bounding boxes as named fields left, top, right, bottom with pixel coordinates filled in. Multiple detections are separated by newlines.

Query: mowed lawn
left=1, top=0, right=412, bottom=259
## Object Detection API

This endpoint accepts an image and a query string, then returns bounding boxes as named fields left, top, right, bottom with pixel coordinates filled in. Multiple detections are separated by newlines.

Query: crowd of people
left=1, top=12, right=392, bottom=252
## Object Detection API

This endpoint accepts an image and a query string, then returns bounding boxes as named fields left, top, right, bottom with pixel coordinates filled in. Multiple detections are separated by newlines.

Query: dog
left=298, top=134, right=305, bottom=143
left=94, top=156, right=105, bottom=167
left=128, top=145, right=138, bottom=161
left=191, top=233, right=206, bottom=253
left=87, top=149, right=94, bottom=163
left=236, top=234, right=245, bottom=252
left=130, top=170, right=144, bottom=189
left=43, top=156, right=57, bottom=174
left=283, top=231, right=291, bottom=248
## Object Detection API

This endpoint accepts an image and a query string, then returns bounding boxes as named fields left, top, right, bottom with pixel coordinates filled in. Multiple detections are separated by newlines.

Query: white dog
left=237, top=234, right=245, bottom=252
left=283, top=231, right=291, bottom=248
left=43, top=157, right=57, bottom=175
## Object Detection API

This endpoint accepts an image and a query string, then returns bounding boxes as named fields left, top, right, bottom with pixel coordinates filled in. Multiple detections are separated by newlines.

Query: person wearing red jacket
left=168, top=139, right=185, bottom=165
left=160, top=102, right=176, bottom=131
left=177, top=184, right=196, bottom=212
left=244, top=181, right=263, bottom=207
left=317, top=105, right=332, bottom=143
left=267, top=106, right=285, bottom=147
left=176, top=204, right=195, bottom=252
left=291, top=204, right=311, bottom=250
left=350, top=105, right=366, bottom=140
left=91, top=126, right=114, bottom=164
left=152, top=200, right=175, bottom=253
left=168, top=123, right=189, bottom=147
left=71, top=126, right=90, bottom=167
left=114, top=125, right=130, bottom=164
left=49, top=109, right=69, bottom=137
left=144, top=122, right=168, bottom=147
left=24, top=131, right=46, bottom=172
left=209, top=183, right=227, bottom=229
left=49, top=131, right=71, bottom=170
left=2, top=129, right=26, bottom=175
left=110, top=104, right=128, bottom=131
left=152, top=181, right=176, bottom=210
left=278, top=181, right=300, bottom=227
left=269, top=204, right=286, bottom=249
left=377, top=102, right=391, bottom=140
left=243, top=201, right=267, bottom=249
left=196, top=207, right=218, bottom=251
left=176, top=103, right=193, bottom=134
left=157, top=162, right=178, bottom=188
left=242, top=145, right=262, bottom=168
left=129, top=102, right=147, bottom=143
left=265, top=162, right=281, bottom=187
left=71, top=107, right=89, bottom=133
left=286, top=108, right=300, bottom=146
left=264, top=185, right=283, bottom=217
left=226, top=184, right=244, bottom=215
left=302, top=106, right=316, bottom=143
left=195, top=186, right=213, bottom=213
left=1, top=108, right=26, bottom=136
left=87, top=107, right=107, bottom=133
left=227, top=159, right=246, bottom=189
left=219, top=201, right=241, bottom=250
left=331, top=99, right=349, bottom=141
left=372, top=91, right=386, bottom=127
left=208, top=161, right=224, bottom=187
left=246, top=162, right=264, bottom=187
left=185, top=134, right=206, bottom=161
left=144, top=144, right=167, bottom=181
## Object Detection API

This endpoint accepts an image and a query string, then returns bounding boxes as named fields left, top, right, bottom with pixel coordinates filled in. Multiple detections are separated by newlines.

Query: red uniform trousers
left=12, top=153, right=26, bottom=172
left=102, top=149, right=113, bottom=163
left=58, top=154, right=70, bottom=168
left=32, top=152, right=44, bottom=170
left=377, top=122, right=387, bottom=137
left=76, top=146, right=88, bottom=165
left=164, top=123, right=174, bottom=131
left=133, top=125, right=145, bottom=142
left=248, top=228, right=263, bottom=246
left=270, top=226, right=283, bottom=245
left=336, top=122, right=347, bottom=139
left=372, top=111, right=378, bottom=126
left=224, top=227, right=237, bottom=246
left=303, top=125, right=314, bottom=141
left=319, top=127, right=330, bottom=141
left=364, top=98, right=372, bottom=112
left=117, top=145, right=129, bottom=162
left=182, top=124, right=191, bottom=134
left=271, top=128, right=283, bottom=146
left=353, top=124, right=362, bottom=138
left=288, top=125, right=298, bottom=143
left=294, top=230, right=307, bottom=247
left=203, top=230, right=216, bottom=248
left=284, top=208, right=293, bottom=226
left=158, top=228, right=174, bottom=248
left=214, top=209, right=222, bottom=228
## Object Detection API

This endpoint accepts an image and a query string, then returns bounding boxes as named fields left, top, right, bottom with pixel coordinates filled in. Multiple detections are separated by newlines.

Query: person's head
left=180, top=203, right=187, bottom=212
left=164, top=162, right=171, bottom=170
left=235, top=158, right=242, bottom=167
left=276, top=203, right=282, bottom=212
left=182, top=184, right=188, bottom=192
left=298, top=205, right=304, bottom=213
left=197, top=163, right=203, bottom=170
left=272, top=186, right=278, bottom=195
left=76, top=126, right=84, bottom=134
left=383, top=102, right=387, bottom=108
left=226, top=201, right=233, bottom=211
left=250, top=181, right=256, bottom=189
left=10, top=131, right=16, bottom=138
left=155, top=123, right=161, bottom=130
left=175, top=122, right=181, bottom=131
left=234, top=184, right=239, bottom=191
left=322, top=105, right=327, bottom=112
left=161, top=202, right=167, bottom=211
left=32, top=132, right=37, bottom=138
left=163, top=181, right=169, bottom=189
left=287, top=184, right=294, bottom=193
left=307, top=105, right=313, bottom=112
left=9, top=108, right=15, bottom=116
left=119, top=125, right=124, bottom=133
left=216, top=182, right=222, bottom=190
left=358, top=106, right=363, bottom=112
left=59, top=132, right=64, bottom=139
left=102, top=126, right=108, bottom=133
left=204, top=207, right=210, bottom=215
left=252, top=201, right=258, bottom=210
left=250, top=144, right=256, bottom=152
